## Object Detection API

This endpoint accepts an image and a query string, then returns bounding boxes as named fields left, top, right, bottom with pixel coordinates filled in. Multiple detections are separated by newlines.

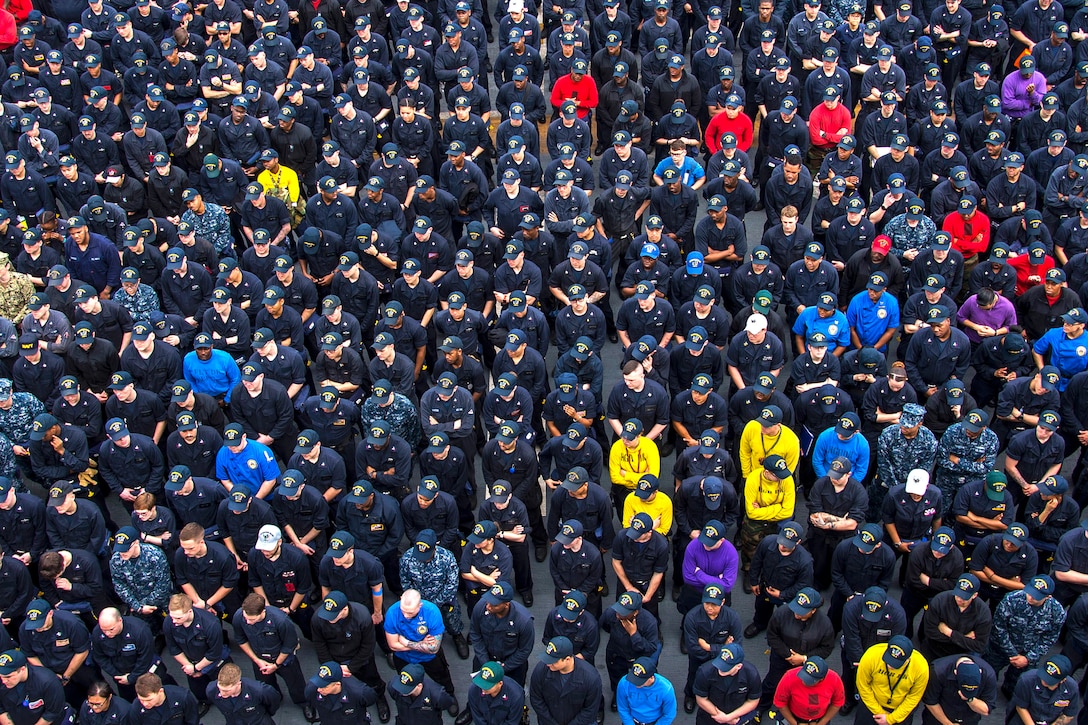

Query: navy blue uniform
left=90, top=615, right=160, bottom=697
left=305, top=675, right=378, bottom=725
left=206, top=677, right=281, bottom=725
left=0, top=664, right=71, bottom=725
left=231, top=605, right=307, bottom=704
left=172, top=540, right=241, bottom=613
left=389, top=673, right=454, bottom=725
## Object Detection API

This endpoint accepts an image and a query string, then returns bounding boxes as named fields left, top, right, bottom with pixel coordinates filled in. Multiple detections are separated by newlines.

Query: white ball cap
left=905, top=469, right=929, bottom=495
left=745, top=313, right=767, bottom=334
left=255, top=524, right=282, bottom=550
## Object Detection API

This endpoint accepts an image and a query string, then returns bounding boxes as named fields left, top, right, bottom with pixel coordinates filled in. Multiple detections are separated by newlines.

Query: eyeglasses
left=889, top=375, right=907, bottom=382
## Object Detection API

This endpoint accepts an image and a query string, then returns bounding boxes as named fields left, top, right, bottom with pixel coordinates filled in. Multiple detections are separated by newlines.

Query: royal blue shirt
left=845, top=290, right=901, bottom=351
left=384, top=599, right=446, bottom=664
left=1033, top=328, right=1088, bottom=391
left=792, top=306, right=851, bottom=350
left=215, top=439, right=279, bottom=490
left=184, top=349, right=242, bottom=402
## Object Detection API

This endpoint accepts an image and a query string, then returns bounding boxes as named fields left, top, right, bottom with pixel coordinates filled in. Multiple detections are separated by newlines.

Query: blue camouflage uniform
left=113, top=282, right=160, bottom=322
left=882, top=214, right=936, bottom=260
left=933, top=421, right=998, bottom=513
left=400, top=544, right=465, bottom=634
left=109, top=541, right=173, bottom=613
left=987, top=587, right=1066, bottom=690
left=0, top=388, right=46, bottom=453
left=359, top=392, right=423, bottom=450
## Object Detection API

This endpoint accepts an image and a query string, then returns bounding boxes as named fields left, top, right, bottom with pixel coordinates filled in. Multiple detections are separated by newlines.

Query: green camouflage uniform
left=0, top=266, right=35, bottom=324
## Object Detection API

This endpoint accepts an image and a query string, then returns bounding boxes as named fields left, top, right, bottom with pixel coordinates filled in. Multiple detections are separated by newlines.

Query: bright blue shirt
left=215, top=439, right=278, bottom=490
left=845, top=291, right=901, bottom=351
left=183, top=349, right=242, bottom=403
left=812, top=428, right=871, bottom=480
left=384, top=599, right=446, bottom=663
left=791, top=306, right=851, bottom=350
left=1033, top=328, right=1088, bottom=391
left=617, top=673, right=676, bottom=725
left=652, top=156, right=706, bottom=187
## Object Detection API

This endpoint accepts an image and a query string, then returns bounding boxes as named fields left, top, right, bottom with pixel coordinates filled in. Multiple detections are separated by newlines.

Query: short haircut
left=169, top=593, right=193, bottom=613
left=38, top=551, right=63, bottom=580
left=218, top=663, right=241, bottom=687
left=781, top=205, right=799, bottom=220
left=242, top=593, right=266, bottom=616
left=179, top=523, right=204, bottom=542
left=135, top=673, right=162, bottom=698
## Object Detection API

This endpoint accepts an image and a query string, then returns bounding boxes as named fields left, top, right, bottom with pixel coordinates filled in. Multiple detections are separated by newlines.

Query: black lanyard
left=884, top=665, right=909, bottom=708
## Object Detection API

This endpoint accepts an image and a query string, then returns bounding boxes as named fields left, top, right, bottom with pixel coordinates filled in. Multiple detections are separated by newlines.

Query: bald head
left=98, top=607, right=124, bottom=637
left=400, top=589, right=422, bottom=617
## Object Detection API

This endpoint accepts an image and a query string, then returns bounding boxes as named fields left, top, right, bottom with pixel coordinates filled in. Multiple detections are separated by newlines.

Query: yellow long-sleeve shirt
left=622, top=491, right=673, bottom=535
left=856, top=645, right=930, bottom=725
left=608, top=438, right=660, bottom=492
left=743, top=469, right=795, bottom=522
left=738, top=420, right=801, bottom=479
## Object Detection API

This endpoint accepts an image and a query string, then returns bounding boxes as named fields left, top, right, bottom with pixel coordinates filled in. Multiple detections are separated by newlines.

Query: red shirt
left=773, top=668, right=845, bottom=722
left=0, top=8, right=14, bottom=48
left=550, top=75, right=599, bottom=119
left=941, top=210, right=991, bottom=257
left=1008, top=253, right=1055, bottom=296
left=808, top=103, right=853, bottom=149
left=705, top=111, right=754, bottom=154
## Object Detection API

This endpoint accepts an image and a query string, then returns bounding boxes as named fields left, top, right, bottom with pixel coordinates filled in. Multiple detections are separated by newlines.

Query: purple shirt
left=956, top=293, right=1018, bottom=343
left=1001, top=71, right=1047, bottom=118
left=682, top=537, right=739, bottom=593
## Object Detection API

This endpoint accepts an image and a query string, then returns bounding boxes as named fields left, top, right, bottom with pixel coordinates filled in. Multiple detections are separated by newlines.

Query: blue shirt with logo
left=384, top=599, right=446, bottom=663
left=215, top=439, right=279, bottom=490
left=791, top=306, right=851, bottom=349
left=1033, top=328, right=1088, bottom=391
left=845, top=291, right=901, bottom=351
